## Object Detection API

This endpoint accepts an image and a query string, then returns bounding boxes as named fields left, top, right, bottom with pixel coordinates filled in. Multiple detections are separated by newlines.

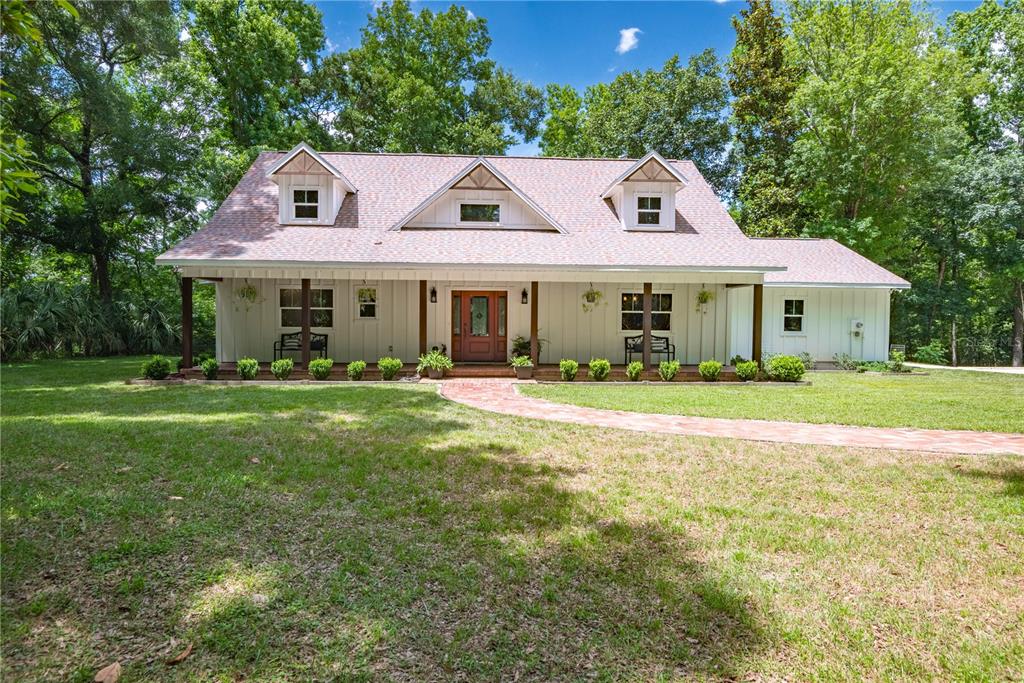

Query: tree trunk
left=950, top=318, right=958, bottom=367
left=1012, top=280, right=1024, bottom=367
left=93, top=251, right=113, bottom=304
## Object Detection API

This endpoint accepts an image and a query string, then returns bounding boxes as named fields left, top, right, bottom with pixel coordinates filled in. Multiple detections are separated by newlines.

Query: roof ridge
left=259, top=150, right=686, bottom=163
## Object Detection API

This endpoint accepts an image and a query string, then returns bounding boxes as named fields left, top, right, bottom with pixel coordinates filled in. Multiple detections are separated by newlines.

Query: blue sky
left=315, top=1, right=983, bottom=155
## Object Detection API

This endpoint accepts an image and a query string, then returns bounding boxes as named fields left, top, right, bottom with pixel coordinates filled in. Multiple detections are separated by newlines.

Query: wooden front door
left=451, top=291, right=507, bottom=362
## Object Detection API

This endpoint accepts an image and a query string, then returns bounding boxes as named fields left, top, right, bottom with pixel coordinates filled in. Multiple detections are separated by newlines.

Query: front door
left=451, top=291, right=507, bottom=362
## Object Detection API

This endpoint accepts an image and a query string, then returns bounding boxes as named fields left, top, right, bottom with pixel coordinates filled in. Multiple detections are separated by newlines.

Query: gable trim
left=389, top=157, right=566, bottom=233
left=266, top=142, right=358, bottom=194
left=600, top=151, right=689, bottom=199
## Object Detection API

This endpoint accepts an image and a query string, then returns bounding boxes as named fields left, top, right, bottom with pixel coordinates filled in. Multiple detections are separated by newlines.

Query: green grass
left=2, top=357, right=1022, bottom=681
left=521, top=369, right=1024, bottom=433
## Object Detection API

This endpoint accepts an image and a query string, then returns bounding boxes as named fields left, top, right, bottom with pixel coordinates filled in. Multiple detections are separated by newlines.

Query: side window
left=783, top=299, right=804, bottom=332
left=620, top=292, right=672, bottom=331
left=280, top=288, right=333, bottom=327
left=637, top=195, right=662, bottom=225
left=293, top=189, right=319, bottom=220
left=356, top=287, right=377, bottom=319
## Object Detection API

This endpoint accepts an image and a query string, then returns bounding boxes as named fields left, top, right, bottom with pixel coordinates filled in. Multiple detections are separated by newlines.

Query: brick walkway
left=438, top=380, right=1024, bottom=456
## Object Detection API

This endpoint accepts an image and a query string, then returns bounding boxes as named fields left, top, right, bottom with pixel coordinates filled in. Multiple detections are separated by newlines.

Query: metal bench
left=273, top=331, right=328, bottom=361
left=624, top=335, right=675, bottom=364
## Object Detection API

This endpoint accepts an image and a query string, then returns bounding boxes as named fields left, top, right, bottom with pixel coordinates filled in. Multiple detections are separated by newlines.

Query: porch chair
left=624, top=335, right=676, bottom=365
left=273, top=331, right=328, bottom=361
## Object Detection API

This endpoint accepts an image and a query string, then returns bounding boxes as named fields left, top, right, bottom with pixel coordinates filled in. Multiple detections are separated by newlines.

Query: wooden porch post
left=301, top=278, right=311, bottom=367
left=180, top=276, right=193, bottom=369
left=530, top=281, right=539, bottom=364
left=752, top=283, right=763, bottom=364
left=419, top=280, right=428, bottom=355
left=642, top=282, right=653, bottom=369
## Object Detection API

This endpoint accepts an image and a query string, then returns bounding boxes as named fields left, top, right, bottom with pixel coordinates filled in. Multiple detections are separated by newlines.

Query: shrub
left=887, top=350, right=906, bottom=373
left=913, top=339, right=947, bottom=365
left=177, top=352, right=214, bottom=372
left=765, top=355, right=805, bottom=382
left=378, top=357, right=403, bottom=381
left=271, top=358, right=294, bottom=380
left=416, top=350, right=453, bottom=375
left=347, top=360, right=367, bottom=380
left=308, top=357, right=334, bottom=380
left=797, top=352, right=816, bottom=370
left=511, top=334, right=546, bottom=358
left=658, top=360, right=681, bottom=382
left=509, top=355, right=533, bottom=368
left=856, top=361, right=888, bottom=373
left=832, top=352, right=859, bottom=371
left=626, top=360, right=644, bottom=381
left=729, top=354, right=748, bottom=366
left=200, top=358, right=219, bottom=380
left=588, top=358, right=611, bottom=381
left=735, top=360, right=759, bottom=381
left=559, top=358, right=579, bottom=381
left=698, top=359, right=722, bottom=381
left=236, top=358, right=259, bottom=380
left=141, top=355, right=172, bottom=380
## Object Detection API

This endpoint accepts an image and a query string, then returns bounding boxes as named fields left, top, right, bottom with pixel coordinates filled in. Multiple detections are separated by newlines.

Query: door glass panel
left=470, top=296, right=489, bottom=336
left=452, top=295, right=461, bottom=335
left=498, top=296, right=507, bottom=336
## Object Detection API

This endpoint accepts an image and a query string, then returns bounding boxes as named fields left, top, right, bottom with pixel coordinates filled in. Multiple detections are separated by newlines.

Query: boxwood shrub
left=698, top=359, right=722, bottom=381
left=588, top=358, right=611, bottom=381
left=200, top=358, right=219, bottom=380
left=308, top=357, right=334, bottom=380
left=735, top=360, right=759, bottom=382
left=236, top=358, right=259, bottom=380
left=141, top=355, right=172, bottom=380
left=658, top=360, right=680, bottom=382
left=559, top=359, right=579, bottom=381
left=625, top=360, right=644, bottom=381
left=765, top=355, right=805, bottom=382
left=271, top=357, right=294, bottom=380
left=347, top=360, right=367, bottom=380
left=378, top=357, right=403, bottom=381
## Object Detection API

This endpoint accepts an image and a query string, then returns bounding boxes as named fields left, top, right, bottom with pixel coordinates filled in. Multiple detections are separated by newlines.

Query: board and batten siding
left=407, top=189, right=549, bottom=229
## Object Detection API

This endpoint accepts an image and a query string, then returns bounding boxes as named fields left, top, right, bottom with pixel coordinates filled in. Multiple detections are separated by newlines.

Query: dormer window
left=293, top=189, right=319, bottom=220
left=637, top=195, right=662, bottom=225
left=458, top=201, right=502, bottom=226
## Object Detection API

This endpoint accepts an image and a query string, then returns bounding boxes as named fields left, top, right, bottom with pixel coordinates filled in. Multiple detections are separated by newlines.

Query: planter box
left=514, top=366, right=535, bottom=380
left=427, top=368, right=444, bottom=379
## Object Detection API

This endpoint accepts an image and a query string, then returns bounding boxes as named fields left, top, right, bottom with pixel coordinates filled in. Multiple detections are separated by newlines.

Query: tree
left=539, top=84, right=589, bottom=157
left=727, top=0, right=802, bottom=236
left=785, top=0, right=965, bottom=264
left=321, top=0, right=543, bottom=154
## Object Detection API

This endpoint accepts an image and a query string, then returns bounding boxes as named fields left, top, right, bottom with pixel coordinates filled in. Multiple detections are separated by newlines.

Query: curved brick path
left=438, top=380, right=1024, bottom=456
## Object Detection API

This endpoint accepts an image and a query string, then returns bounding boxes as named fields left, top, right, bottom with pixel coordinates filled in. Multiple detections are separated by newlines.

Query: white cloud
left=616, top=27, right=641, bottom=55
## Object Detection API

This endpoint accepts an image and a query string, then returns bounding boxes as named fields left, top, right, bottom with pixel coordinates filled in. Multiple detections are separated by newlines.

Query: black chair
left=273, top=332, right=328, bottom=361
left=624, top=335, right=676, bottom=364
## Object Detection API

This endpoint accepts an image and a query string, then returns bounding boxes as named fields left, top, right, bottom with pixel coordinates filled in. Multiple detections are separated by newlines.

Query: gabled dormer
left=601, top=151, right=688, bottom=232
left=266, top=142, right=357, bottom=226
left=390, top=157, right=565, bottom=232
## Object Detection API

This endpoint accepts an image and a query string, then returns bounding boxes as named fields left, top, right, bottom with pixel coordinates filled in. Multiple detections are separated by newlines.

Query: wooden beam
left=752, top=283, right=764, bottom=364
left=642, top=282, right=652, bottom=369
left=419, top=280, right=428, bottom=355
left=301, top=278, right=311, bottom=367
left=530, top=281, right=539, bottom=364
left=180, top=276, right=193, bottom=369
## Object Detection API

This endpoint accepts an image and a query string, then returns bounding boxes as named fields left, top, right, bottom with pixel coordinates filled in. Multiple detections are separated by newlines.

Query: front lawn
left=521, top=369, right=1024, bottom=433
left=2, top=358, right=1022, bottom=681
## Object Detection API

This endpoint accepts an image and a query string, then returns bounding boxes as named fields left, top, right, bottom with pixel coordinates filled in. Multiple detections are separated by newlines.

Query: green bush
left=271, top=358, right=294, bottom=380
left=765, top=355, right=805, bottom=382
left=308, top=357, right=334, bottom=380
left=658, top=360, right=681, bottom=382
left=735, top=360, right=759, bottom=381
left=177, top=352, right=213, bottom=372
left=698, top=359, right=722, bottom=381
left=559, top=359, right=579, bottom=381
left=797, top=352, right=816, bottom=370
left=588, top=358, right=611, bottom=381
left=378, top=357, right=403, bottom=381
left=347, top=360, right=367, bottom=380
left=236, top=358, right=259, bottom=380
left=626, top=360, right=644, bottom=381
left=509, top=355, right=533, bottom=368
left=200, top=358, right=219, bottom=380
left=141, top=355, right=172, bottom=380
left=832, top=352, right=859, bottom=371
left=887, top=350, right=906, bottom=373
left=913, top=339, right=947, bottom=365
left=416, top=350, right=453, bottom=375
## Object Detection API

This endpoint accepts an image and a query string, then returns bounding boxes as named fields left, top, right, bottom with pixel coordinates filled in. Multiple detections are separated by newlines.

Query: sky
left=315, top=0, right=984, bottom=155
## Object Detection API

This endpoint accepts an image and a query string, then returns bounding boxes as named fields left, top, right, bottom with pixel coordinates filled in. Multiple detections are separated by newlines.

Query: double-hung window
left=783, top=299, right=804, bottom=333
left=636, top=195, right=662, bottom=225
left=293, top=189, right=319, bottom=220
left=356, top=286, right=377, bottom=319
left=621, top=292, right=672, bottom=331
left=280, top=288, right=333, bottom=327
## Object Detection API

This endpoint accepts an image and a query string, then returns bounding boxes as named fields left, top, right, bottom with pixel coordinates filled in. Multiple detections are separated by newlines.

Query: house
left=156, top=143, right=909, bottom=372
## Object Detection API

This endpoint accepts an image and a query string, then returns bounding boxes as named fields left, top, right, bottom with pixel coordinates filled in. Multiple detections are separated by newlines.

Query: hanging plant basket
left=581, top=287, right=604, bottom=313
left=695, top=288, right=714, bottom=313
left=234, top=281, right=264, bottom=311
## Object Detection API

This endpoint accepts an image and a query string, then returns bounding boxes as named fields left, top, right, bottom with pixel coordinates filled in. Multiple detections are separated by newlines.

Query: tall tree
left=785, top=0, right=965, bottom=264
left=539, top=84, right=588, bottom=157
left=728, top=0, right=802, bottom=236
left=321, top=0, right=544, bottom=154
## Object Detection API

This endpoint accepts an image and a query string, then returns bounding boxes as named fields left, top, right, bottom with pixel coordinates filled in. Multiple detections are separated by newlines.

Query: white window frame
left=353, top=283, right=379, bottom=321
left=619, top=289, right=673, bottom=333
left=456, top=200, right=505, bottom=227
left=277, top=285, right=335, bottom=330
left=782, top=298, right=806, bottom=336
left=292, top=186, right=320, bottom=222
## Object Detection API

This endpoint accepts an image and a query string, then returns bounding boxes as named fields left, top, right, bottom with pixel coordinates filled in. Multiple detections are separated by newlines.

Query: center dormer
left=601, top=151, right=688, bottom=232
left=267, top=142, right=357, bottom=226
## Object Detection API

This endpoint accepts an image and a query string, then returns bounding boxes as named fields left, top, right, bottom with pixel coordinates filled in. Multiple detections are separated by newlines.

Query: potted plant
left=581, top=286, right=604, bottom=313
left=695, top=288, right=714, bottom=313
left=416, top=350, right=453, bottom=379
left=509, top=355, right=534, bottom=379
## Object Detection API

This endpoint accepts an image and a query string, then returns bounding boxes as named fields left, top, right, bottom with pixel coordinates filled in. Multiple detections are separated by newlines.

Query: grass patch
left=2, top=357, right=1022, bottom=680
left=521, top=370, right=1024, bottom=432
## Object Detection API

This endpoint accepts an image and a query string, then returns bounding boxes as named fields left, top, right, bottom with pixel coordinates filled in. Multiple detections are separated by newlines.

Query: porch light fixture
left=521, top=288, right=528, bottom=304
left=429, top=286, right=437, bottom=303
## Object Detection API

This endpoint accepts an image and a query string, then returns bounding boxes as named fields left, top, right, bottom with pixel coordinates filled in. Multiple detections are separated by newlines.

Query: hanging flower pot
left=695, top=288, right=714, bottom=313
left=581, top=287, right=604, bottom=313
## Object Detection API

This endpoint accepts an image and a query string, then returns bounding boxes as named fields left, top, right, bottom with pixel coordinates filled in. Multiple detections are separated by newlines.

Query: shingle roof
left=156, top=151, right=907, bottom=287
left=756, top=238, right=910, bottom=288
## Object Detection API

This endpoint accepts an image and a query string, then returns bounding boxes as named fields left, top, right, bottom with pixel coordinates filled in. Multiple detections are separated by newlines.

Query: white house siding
left=407, top=189, right=548, bottom=229
left=726, top=286, right=754, bottom=362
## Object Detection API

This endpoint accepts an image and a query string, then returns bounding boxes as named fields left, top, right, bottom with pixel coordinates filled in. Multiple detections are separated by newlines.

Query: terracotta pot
left=427, top=367, right=444, bottom=379
left=515, top=366, right=534, bottom=380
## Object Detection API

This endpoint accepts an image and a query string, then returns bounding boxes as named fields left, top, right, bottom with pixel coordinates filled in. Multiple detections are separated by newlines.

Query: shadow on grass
left=953, top=464, right=1024, bottom=498
left=2, top=358, right=771, bottom=680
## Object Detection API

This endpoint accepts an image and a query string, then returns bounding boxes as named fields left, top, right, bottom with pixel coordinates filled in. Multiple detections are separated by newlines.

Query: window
left=356, top=286, right=377, bottom=319
left=293, top=189, right=319, bottom=219
left=621, top=292, right=672, bottom=331
left=459, top=202, right=501, bottom=224
left=783, top=299, right=804, bottom=333
left=637, top=195, right=662, bottom=225
left=280, top=288, right=333, bottom=327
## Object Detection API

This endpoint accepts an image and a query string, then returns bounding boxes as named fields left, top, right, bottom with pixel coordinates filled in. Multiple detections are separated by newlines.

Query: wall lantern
left=521, top=288, right=529, bottom=304
left=429, top=286, right=437, bottom=303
